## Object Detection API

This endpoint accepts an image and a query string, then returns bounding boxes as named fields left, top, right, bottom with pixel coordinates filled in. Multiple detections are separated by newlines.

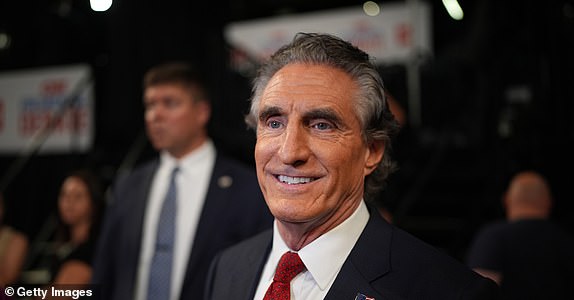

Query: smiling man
left=205, top=33, right=500, bottom=300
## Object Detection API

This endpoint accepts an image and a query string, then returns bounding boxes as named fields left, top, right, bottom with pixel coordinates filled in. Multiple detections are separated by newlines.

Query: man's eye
left=267, top=120, right=282, bottom=129
left=312, top=122, right=332, bottom=130
left=165, top=99, right=178, bottom=108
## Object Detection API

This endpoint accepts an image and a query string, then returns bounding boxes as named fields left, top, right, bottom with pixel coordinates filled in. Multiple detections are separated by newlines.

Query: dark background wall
left=1, top=0, right=573, bottom=260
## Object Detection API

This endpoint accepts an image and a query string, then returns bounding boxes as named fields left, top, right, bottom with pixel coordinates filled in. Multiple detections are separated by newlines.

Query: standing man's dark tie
left=147, top=167, right=179, bottom=300
left=263, top=251, right=307, bottom=300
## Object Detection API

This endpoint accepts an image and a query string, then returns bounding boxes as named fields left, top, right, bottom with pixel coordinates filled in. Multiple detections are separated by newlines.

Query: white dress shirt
left=253, top=200, right=370, bottom=300
left=134, top=140, right=216, bottom=300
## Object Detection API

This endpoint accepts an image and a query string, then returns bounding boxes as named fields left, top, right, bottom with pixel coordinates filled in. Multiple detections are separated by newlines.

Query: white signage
left=225, top=1, right=432, bottom=68
left=0, top=64, right=94, bottom=153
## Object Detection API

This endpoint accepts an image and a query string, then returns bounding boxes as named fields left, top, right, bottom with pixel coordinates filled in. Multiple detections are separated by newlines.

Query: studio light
left=90, top=0, right=113, bottom=12
left=442, top=0, right=464, bottom=20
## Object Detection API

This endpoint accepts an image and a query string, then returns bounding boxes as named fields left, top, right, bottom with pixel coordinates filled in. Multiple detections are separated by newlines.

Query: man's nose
left=146, top=105, right=164, bottom=122
left=277, top=124, right=310, bottom=167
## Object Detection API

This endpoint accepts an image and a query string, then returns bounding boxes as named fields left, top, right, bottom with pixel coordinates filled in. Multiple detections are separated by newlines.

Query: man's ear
left=502, top=192, right=509, bottom=210
left=365, top=140, right=385, bottom=176
left=197, top=100, right=211, bottom=126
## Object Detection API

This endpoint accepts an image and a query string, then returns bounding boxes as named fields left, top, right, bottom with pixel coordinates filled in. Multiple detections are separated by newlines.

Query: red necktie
left=263, top=251, right=307, bottom=300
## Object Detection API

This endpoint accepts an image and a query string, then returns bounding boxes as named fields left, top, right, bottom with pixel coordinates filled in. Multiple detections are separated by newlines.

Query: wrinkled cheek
left=257, top=172, right=271, bottom=202
left=329, top=159, right=366, bottom=198
left=254, top=142, right=274, bottom=181
left=254, top=138, right=271, bottom=157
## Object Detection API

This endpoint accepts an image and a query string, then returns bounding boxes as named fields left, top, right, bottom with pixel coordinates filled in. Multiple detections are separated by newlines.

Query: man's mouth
left=276, top=175, right=317, bottom=185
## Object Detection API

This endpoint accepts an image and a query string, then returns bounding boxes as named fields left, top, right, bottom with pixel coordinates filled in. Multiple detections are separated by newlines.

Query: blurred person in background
left=467, top=170, right=574, bottom=299
left=92, top=61, right=272, bottom=300
left=49, top=169, right=105, bottom=285
left=20, top=169, right=105, bottom=290
left=0, top=193, right=29, bottom=287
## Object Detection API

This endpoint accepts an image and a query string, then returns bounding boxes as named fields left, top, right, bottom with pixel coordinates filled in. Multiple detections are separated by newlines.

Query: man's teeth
left=278, top=175, right=314, bottom=185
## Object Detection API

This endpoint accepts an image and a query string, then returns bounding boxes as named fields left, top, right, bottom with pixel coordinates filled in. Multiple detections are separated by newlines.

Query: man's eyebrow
left=302, top=108, right=343, bottom=126
left=258, top=106, right=283, bottom=121
left=258, top=106, right=344, bottom=126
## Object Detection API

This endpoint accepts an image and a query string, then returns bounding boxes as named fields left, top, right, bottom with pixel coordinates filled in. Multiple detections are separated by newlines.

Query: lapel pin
left=355, top=293, right=375, bottom=300
left=218, top=175, right=233, bottom=188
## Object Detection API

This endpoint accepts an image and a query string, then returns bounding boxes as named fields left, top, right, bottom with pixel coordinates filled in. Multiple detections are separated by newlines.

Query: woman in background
left=49, top=169, right=105, bottom=285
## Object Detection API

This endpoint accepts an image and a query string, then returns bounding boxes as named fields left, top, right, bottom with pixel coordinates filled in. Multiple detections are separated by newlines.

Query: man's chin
left=269, top=203, right=312, bottom=223
left=149, top=140, right=167, bottom=151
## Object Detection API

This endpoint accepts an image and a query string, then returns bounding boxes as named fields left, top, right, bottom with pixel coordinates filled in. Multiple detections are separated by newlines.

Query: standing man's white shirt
left=135, top=140, right=216, bottom=300
left=253, top=200, right=370, bottom=300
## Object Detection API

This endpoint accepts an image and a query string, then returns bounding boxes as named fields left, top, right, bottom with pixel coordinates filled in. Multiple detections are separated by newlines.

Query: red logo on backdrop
left=41, top=79, right=67, bottom=96
left=18, top=78, right=88, bottom=136
left=395, top=23, right=412, bottom=48
left=350, top=21, right=384, bottom=52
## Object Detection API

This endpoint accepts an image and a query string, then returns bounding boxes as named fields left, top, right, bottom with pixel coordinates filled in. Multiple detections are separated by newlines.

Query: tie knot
left=273, top=252, right=306, bottom=283
left=171, top=166, right=180, bottom=177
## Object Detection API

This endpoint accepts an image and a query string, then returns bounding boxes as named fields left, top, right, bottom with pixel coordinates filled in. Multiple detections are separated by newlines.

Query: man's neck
left=276, top=200, right=362, bottom=251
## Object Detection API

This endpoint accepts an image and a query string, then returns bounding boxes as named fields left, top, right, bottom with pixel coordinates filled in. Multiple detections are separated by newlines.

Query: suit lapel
left=127, top=161, right=158, bottom=256
left=238, top=231, right=273, bottom=300
left=208, top=230, right=272, bottom=300
left=119, top=160, right=158, bottom=298
left=325, top=206, right=392, bottom=300
left=184, top=154, right=228, bottom=274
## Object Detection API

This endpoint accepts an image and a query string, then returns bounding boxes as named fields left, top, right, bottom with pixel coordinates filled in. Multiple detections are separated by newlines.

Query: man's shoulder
left=218, top=229, right=272, bottom=261
left=390, top=225, right=471, bottom=268
left=374, top=221, right=488, bottom=281
left=115, top=159, right=158, bottom=183
left=471, top=220, right=511, bottom=243
left=379, top=225, right=499, bottom=297
left=214, top=153, right=256, bottom=174
left=108, top=159, right=158, bottom=201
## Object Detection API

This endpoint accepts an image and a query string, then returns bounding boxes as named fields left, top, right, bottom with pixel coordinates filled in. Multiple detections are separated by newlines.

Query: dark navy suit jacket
left=205, top=205, right=499, bottom=300
left=91, top=154, right=273, bottom=300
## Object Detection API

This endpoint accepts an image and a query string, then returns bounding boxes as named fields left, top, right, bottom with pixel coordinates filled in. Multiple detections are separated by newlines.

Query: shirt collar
left=159, top=139, right=215, bottom=172
left=269, top=200, right=370, bottom=290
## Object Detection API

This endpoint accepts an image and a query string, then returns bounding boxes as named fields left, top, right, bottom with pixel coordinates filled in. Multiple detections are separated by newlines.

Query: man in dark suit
left=91, top=62, right=272, bottom=300
left=204, top=33, right=500, bottom=300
